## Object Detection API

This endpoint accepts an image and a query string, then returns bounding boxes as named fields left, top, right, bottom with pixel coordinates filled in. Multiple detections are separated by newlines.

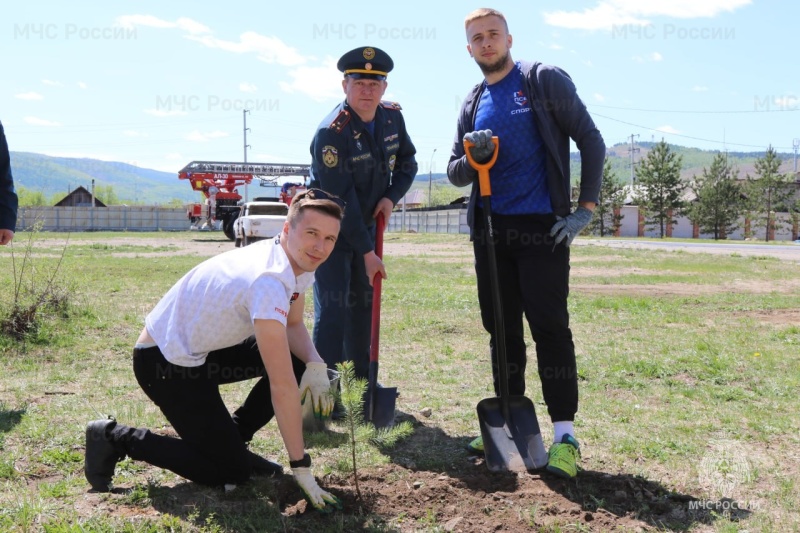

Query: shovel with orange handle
left=463, top=136, right=549, bottom=472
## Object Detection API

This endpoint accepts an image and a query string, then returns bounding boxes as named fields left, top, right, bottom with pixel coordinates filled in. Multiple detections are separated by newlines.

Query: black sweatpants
left=472, top=209, right=578, bottom=423
left=118, top=337, right=305, bottom=487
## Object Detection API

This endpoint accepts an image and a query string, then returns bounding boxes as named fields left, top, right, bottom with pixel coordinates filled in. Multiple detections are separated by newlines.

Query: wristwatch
left=289, top=453, right=311, bottom=469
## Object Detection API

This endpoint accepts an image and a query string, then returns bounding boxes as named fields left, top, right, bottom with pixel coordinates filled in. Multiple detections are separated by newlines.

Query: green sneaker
left=466, top=435, right=484, bottom=454
left=547, top=434, right=580, bottom=479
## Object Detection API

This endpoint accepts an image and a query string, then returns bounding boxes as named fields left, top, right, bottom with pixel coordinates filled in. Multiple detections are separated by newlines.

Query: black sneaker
left=248, top=451, right=283, bottom=477
left=84, top=418, right=125, bottom=492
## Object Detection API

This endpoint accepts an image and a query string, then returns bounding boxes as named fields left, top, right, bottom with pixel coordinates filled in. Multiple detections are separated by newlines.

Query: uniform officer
left=309, top=46, right=417, bottom=406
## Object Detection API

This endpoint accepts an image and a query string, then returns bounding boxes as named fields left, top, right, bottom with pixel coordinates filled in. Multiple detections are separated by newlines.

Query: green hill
left=423, top=143, right=797, bottom=190
left=10, top=152, right=199, bottom=205
left=11, top=143, right=798, bottom=206
left=579, top=142, right=798, bottom=184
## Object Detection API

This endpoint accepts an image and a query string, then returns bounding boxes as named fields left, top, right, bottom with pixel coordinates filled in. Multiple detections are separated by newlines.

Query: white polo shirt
left=145, top=238, right=314, bottom=367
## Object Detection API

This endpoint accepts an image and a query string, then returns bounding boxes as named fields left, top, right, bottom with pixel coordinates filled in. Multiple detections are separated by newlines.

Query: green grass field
left=1, top=231, right=798, bottom=532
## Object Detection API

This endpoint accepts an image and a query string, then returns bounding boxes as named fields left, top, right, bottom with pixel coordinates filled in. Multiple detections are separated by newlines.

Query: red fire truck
left=179, top=161, right=309, bottom=240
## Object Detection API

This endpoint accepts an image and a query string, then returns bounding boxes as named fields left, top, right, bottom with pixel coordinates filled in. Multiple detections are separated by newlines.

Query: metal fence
left=15, top=205, right=799, bottom=241
left=388, top=209, right=468, bottom=234
left=17, top=206, right=190, bottom=232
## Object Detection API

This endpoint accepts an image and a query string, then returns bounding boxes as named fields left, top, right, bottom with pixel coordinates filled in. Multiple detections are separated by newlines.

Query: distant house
left=54, top=186, right=107, bottom=207
left=395, top=189, right=426, bottom=209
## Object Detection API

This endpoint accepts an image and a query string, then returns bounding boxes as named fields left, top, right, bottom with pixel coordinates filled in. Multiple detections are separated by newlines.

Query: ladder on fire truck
left=179, top=160, right=310, bottom=239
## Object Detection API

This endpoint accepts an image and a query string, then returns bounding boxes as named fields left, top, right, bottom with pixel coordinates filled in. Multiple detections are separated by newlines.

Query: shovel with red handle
left=363, top=211, right=397, bottom=428
left=464, top=136, right=549, bottom=472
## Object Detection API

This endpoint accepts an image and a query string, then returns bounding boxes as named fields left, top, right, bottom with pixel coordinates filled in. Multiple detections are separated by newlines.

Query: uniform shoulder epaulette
left=380, top=100, right=402, bottom=111
left=328, top=109, right=350, bottom=133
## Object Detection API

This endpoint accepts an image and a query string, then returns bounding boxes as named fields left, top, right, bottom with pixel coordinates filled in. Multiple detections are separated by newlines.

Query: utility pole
left=428, top=148, right=437, bottom=207
left=628, top=134, right=640, bottom=184
left=243, top=109, right=251, bottom=202
left=793, top=138, right=799, bottom=173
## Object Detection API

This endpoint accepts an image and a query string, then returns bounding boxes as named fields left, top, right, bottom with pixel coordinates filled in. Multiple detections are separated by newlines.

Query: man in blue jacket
left=0, top=121, right=18, bottom=246
left=448, top=8, right=605, bottom=479
left=309, top=46, right=417, bottom=412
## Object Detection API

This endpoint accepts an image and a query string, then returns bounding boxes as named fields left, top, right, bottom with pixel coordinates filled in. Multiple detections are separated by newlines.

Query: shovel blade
left=476, top=396, right=549, bottom=472
left=364, top=386, right=397, bottom=428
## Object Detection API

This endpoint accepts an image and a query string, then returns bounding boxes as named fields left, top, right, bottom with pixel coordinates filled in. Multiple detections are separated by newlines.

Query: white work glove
left=463, top=129, right=495, bottom=162
left=298, top=362, right=334, bottom=420
left=293, top=467, right=342, bottom=513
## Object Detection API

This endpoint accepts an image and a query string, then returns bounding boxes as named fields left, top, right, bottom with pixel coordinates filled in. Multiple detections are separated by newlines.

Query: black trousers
left=473, top=209, right=578, bottom=422
left=118, top=337, right=305, bottom=486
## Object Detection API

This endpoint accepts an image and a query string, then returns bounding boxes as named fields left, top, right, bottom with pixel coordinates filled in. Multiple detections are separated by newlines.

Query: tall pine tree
left=745, top=146, right=794, bottom=241
left=589, top=157, right=625, bottom=237
left=688, top=153, right=743, bottom=239
left=635, top=139, right=684, bottom=238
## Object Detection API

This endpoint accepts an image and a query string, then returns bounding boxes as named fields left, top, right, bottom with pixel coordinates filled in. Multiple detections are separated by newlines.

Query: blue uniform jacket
left=0, top=121, right=18, bottom=233
left=309, top=101, right=417, bottom=255
left=447, top=61, right=605, bottom=237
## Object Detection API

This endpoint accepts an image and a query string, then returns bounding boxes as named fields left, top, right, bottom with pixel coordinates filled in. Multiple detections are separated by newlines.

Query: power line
left=591, top=112, right=795, bottom=151
left=589, top=103, right=799, bottom=115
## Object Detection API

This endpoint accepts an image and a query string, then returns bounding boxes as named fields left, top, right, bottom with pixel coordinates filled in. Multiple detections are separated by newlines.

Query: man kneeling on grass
left=84, top=189, right=345, bottom=513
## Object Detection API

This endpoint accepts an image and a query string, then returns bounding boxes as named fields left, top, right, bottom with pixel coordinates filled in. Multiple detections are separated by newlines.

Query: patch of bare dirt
left=68, top=414, right=739, bottom=532
left=733, top=308, right=800, bottom=327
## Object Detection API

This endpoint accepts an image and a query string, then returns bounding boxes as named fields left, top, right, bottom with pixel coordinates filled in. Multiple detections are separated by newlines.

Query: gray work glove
left=550, top=206, right=593, bottom=247
left=292, top=466, right=342, bottom=513
left=463, top=129, right=494, bottom=162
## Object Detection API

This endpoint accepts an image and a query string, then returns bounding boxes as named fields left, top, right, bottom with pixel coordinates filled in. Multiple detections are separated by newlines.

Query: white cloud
left=175, top=17, right=212, bottom=35
left=692, top=85, right=709, bottom=92
left=15, top=92, right=44, bottom=100
left=240, top=82, right=258, bottom=93
left=41, top=79, right=63, bottom=87
left=632, top=52, right=662, bottom=63
left=24, top=116, right=62, bottom=127
left=145, top=108, right=188, bottom=117
left=164, top=153, right=183, bottom=160
left=594, top=93, right=606, bottom=102
left=117, top=14, right=308, bottom=67
left=545, top=5, right=647, bottom=30
left=123, top=130, right=149, bottom=137
left=548, top=43, right=564, bottom=50
left=77, top=82, right=88, bottom=89
left=279, top=57, right=342, bottom=102
left=187, top=130, right=230, bottom=142
left=544, top=0, right=752, bottom=30
left=656, top=125, right=681, bottom=134
left=279, top=58, right=343, bottom=102
left=186, top=31, right=307, bottom=66
left=115, top=15, right=211, bottom=35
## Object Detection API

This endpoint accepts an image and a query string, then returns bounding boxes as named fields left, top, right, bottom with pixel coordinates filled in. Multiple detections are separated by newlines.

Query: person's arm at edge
left=0, top=121, right=18, bottom=244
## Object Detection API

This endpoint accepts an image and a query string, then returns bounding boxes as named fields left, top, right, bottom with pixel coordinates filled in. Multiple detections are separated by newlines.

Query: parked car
left=233, top=200, right=289, bottom=247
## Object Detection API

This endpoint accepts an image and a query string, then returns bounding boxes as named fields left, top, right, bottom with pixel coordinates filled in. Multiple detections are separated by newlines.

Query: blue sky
left=2, top=0, right=798, bottom=182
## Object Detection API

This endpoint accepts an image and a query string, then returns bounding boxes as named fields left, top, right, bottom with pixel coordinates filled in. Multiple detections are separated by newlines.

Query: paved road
left=581, top=238, right=800, bottom=262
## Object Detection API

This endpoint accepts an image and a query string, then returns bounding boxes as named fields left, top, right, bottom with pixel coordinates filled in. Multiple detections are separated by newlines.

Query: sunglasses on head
left=302, top=188, right=346, bottom=209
